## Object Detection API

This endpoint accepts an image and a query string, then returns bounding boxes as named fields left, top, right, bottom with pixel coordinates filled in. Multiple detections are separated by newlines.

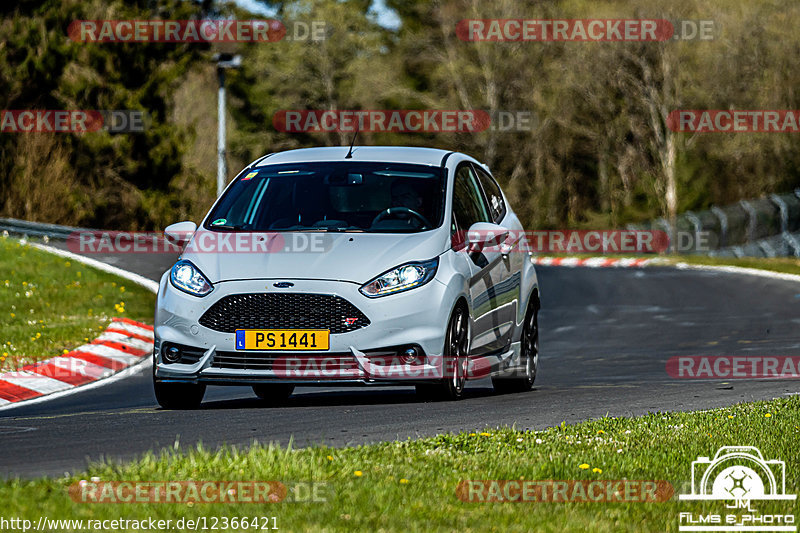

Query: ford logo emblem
left=273, top=282, right=294, bottom=288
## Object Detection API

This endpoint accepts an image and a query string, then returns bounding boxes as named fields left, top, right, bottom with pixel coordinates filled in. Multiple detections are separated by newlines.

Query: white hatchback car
left=153, top=146, right=540, bottom=408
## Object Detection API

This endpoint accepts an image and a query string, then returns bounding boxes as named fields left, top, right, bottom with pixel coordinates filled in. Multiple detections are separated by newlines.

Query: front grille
left=198, top=293, right=370, bottom=334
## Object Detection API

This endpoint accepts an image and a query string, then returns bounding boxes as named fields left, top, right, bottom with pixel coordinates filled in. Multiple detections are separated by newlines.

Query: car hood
left=182, top=230, right=449, bottom=284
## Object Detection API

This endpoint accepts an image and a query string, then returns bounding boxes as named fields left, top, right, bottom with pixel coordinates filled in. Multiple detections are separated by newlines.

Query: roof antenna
left=345, top=125, right=359, bottom=159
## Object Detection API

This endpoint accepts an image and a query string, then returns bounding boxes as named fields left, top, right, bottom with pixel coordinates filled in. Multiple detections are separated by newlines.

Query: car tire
left=416, top=303, right=469, bottom=401
left=492, top=297, right=538, bottom=394
left=154, top=381, right=206, bottom=409
left=252, top=384, right=295, bottom=404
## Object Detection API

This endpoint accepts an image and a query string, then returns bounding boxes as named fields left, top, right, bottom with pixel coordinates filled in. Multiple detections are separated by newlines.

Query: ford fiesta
left=153, top=146, right=540, bottom=408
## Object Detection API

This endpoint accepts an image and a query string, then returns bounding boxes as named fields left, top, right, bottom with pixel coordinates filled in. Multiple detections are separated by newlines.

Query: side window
left=452, top=164, right=491, bottom=234
left=473, top=164, right=506, bottom=223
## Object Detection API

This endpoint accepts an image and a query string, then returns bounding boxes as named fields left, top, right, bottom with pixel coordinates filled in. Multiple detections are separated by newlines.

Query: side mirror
left=466, top=222, right=509, bottom=253
left=164, top=221, right=197, bottom=245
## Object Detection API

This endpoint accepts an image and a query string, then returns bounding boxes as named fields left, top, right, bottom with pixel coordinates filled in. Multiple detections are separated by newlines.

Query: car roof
left=255, top=146, right=456, bottom=167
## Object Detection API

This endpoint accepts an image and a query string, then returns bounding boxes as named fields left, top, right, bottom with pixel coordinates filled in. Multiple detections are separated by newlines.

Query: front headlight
left=359, top=258, right=438, bottom=298
left=170, top=260, right=213, bottom=297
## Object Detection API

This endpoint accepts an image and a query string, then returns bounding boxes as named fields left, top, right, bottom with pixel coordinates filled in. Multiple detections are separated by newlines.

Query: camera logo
left=678, top=446, right=796, bottom=533
left=680, top=446, right=794, bottom=501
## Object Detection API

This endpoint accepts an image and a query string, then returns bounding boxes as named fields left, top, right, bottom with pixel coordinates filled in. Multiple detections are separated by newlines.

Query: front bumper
left=153, top=276, right=459, bottom=385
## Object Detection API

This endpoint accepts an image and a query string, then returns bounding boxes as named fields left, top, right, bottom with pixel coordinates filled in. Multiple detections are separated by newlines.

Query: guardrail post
left=783, top=233, right=800, bottom=257
left=758, top=240, right=776, bottom=258
left=769, top=194, right=788, bottom=233
left=739, top=200, right=757, bottom=243
left=684, top=211, right=702, bottom=253
left=711, top=206, right=728, bottom=248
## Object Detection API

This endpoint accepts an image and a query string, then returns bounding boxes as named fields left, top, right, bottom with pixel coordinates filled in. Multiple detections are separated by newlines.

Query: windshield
left=204, top=162, right=445, bottom=233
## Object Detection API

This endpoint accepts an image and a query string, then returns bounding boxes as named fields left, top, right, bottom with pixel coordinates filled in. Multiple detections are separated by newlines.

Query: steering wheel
left=371, top=207, right=433, bottom=229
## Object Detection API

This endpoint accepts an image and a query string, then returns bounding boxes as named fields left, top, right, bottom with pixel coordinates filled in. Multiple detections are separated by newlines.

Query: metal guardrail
left=0, top=217, right=91, bottom=239
left=631, top=189, right=800, bottom=257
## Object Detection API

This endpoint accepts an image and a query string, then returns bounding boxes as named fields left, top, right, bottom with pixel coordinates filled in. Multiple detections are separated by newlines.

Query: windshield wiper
left=209, top=224, right=246, bottom=230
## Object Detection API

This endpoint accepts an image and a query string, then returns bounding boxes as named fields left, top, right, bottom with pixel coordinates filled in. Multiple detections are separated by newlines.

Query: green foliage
left=0, top=0, right=210, bottom=229
left=3, top=0, right=800, bottom=231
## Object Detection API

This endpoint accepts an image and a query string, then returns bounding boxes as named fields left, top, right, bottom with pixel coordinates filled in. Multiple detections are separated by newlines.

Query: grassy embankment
left=0, top=238, right=155, bottom=371
left=1, top=397, right=797, bottom=531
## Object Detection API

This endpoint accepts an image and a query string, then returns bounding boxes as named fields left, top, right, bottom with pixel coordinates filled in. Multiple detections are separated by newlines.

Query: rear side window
left=473, top=164, right=507, bottom=223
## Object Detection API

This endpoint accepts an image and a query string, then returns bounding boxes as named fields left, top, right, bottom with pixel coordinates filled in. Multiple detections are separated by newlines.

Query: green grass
left=2, top=396, right=798, bottom=532
left=0, top=237, right=156, bottom=371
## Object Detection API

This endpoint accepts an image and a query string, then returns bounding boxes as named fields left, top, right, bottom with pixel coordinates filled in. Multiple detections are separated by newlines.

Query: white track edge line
left=25, top=241, right=159, bottom=293
left=671, top=262, right=800, bottom=284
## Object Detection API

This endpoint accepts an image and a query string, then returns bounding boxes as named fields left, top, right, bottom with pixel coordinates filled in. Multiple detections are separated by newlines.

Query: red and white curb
left=0, top=317, right=154, bottom=409
left=531, top=256, right=661, bottom=268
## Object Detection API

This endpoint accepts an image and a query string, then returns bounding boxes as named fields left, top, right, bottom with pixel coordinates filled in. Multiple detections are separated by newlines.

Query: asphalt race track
left=1, top=247, right=799, bottom=478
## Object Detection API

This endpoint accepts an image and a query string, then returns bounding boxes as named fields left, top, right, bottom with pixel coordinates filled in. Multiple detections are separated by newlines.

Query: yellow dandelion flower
left=468, top=433, right=476, bottom=436
left=727, top=415, right=734, bottom=419
left=327, top=455, right=333, bottom=461
left=479, top=432, right=491, bottom=436
left=597, top=430, right=605, bottom=434
left=592, top=468, right=602, bottom=474
left=354, top=471, right=363, bottom=477
left=578, top=464, right=590, bottom=470
left=400, top=479, right=409, bottom=484
left=63, top=349, right=69, bottom=354
left=765, top=413, right=772, bottom=418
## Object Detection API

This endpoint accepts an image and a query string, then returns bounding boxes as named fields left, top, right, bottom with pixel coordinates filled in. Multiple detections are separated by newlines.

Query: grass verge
left=662, top=255, right=800, bottom=276
left=0, top=238, right=156, bottom=371
left=537, top=252, right=800, bottom=276
left=2, top=396, right=798, bottom=532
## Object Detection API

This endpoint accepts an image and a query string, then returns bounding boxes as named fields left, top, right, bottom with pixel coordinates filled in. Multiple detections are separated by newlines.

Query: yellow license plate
left=235, top=329, right=330, bottom=351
